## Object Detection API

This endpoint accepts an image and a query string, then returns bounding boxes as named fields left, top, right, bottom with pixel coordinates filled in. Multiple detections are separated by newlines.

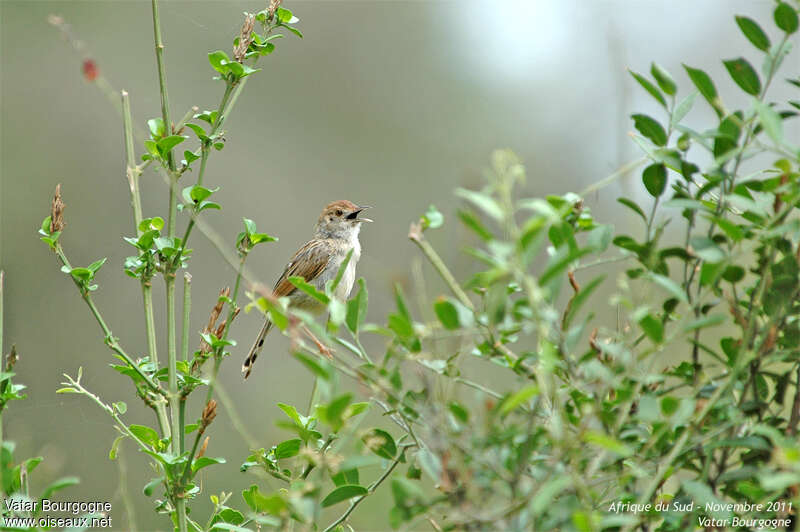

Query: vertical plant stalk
left=149, top=2, right=185, bottom=529
left=122, top=91, right=171, bottom=440
left=167, top=277, right=180, bottom=449
left=408, top=223, right=473, bottom=310
left=150, top=0, right=178, bottom=237
left=123, top=91, right=159, bottom=367
left=165, top=271, right=185, bottom=532
left=180, top=273, right=191, bottom=453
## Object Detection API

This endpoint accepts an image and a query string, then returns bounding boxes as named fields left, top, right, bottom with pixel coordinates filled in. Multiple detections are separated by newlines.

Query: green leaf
left=433, top=297, right=459, bottom=330
left=288, top=276, right=329, bottom=304
left=183, top=150, right=200, bottom=164
left=421, top=204, right=443, bottom=230
left=432, top=297, right=472, bottom=330
left=583, top=431, right=633, bottom=458
left=775, top=2, right=799, bottom=34
left=754, top=100, right=783, bottom=144
left=242, top=485, right=285, bottom=515
left=629, top=70, right=666, bottom=107
left=182, top=185, right=218, bottom=204
left=631, top=114, right=667, bottom=146
left=321, top=485, right=368, bottom=507
left=586, top=224, right=613, bottom=252
left=157, top=135, right=186, bottom=155
left=642, top=163, right=667, bottom=197
left=345, top=278, right=368, bottom=334
left=185, top=123, right=208, bottom=142
left=40, top=476, right=80, bottom=500
left=616, top=198, right=647, bottom=222
left=448, top=401, right=469, bottom=423
left=293, top=352, right=331, bottom=381
left=88, top=257, right=107, bottom=273
left=499, top=385, right=539, bottom=415
left=647, top=273, right=689, bottom=303
left=416, top=447, right=442, bottom=484
left=735, top=16, right=771, bottom=51
left=723, top=58, right=761, bottom=95
left=208, top=50, right=231, bottom=74
left=274, top=439, right=302, bottom=459
left=328, top=249, right=354, bottom=295
left=650, top=63, right=677, bottom=95
left=283, top=25, right=303, bottom=39
left=144, top=139, right=159, bottom=158
left=345, top=402, right=369, bottom=419
left=671, top=91, right=697, bottom=126
left=683, top=64, right=722, bottom=117
left=689, top=235, right=725, bottom=263
left=147, top=117, right=165, bottom=138
left=683, top=313, right=726, bottom=333
left=458, top=210, right=493, bottom=241
left=143, top=477, right=162, bottom=496
left=192, top=456, right=226, bottom=472
left=277, top=403, right=303, bottom=427
left=455, top=188, right=504, bottom=220
left=109, top=435, right=126, bottom=460
left=638, top=314, right=664, bottom=343
left=332, top=468, right=360, bottom=487
left=129, top=424, right=159, bottom=447
left=276, top=7, right=296, bottom=23
left=362, top=428, right=396, bottom=459
left=210, top=524, right=251, bottom=532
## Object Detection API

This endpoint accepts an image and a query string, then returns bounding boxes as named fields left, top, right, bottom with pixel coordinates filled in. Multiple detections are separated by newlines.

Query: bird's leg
left=303, top=325, right=333, bottom=359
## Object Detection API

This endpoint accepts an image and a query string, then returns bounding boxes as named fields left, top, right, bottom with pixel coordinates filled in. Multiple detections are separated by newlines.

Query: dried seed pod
left=50, top=184, right=65, bottom=233
left=234, top=14, right=255, bottom=63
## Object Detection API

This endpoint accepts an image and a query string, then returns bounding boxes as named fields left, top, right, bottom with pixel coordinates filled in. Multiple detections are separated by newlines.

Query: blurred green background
left=1, top=1, right=796, bottom=530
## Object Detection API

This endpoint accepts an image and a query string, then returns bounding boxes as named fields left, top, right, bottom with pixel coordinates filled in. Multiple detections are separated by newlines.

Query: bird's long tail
left=242, top=319, right=272, bottom=379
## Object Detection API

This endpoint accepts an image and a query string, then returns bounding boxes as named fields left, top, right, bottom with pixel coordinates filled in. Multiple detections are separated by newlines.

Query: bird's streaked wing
left=272, top=238, right=332, bottom=297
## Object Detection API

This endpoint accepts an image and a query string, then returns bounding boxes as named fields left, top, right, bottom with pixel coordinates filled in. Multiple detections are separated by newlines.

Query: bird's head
left=314, top=200, right=372, bottom=238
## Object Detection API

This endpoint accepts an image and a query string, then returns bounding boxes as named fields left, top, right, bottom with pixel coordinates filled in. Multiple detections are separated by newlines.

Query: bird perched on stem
left=242, top=200, right=371, bottom=378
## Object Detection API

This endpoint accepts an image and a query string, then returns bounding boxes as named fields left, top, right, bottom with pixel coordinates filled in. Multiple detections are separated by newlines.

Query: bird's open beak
left=349, top=205, right=373, bottom=223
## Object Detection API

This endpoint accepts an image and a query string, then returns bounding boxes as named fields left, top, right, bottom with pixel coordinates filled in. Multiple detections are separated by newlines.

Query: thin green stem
left=173, top=80, right=238, bottom=263
left=181, top=272, right=191, bottom=362
left=322, top=450, right=410, bottom=532
left=175, top=105, right=199, bottom=135
left=123, top=91, right=161, bottom=372
left=178, top=272, right=190, bottom=454
left=454, top=377, right=503, bottom=400
left=181, top=429, right=204, bottom=486
left=300, top=435, right=334, bottom=480
left=54, top=246, right=163, bottom=395
left=166, top=276, right=180, bottom=451
left=121, top=92, right=143, bottom=227
left=409, top=228, right=473, bottom=310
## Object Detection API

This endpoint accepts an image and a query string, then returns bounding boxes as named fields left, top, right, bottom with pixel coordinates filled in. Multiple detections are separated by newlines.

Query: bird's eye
left=335, top=209, right=343, bottom=216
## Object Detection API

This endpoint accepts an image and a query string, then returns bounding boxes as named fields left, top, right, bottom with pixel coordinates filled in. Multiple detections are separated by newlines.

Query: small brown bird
left=242, top=200, right=372, bottom=378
